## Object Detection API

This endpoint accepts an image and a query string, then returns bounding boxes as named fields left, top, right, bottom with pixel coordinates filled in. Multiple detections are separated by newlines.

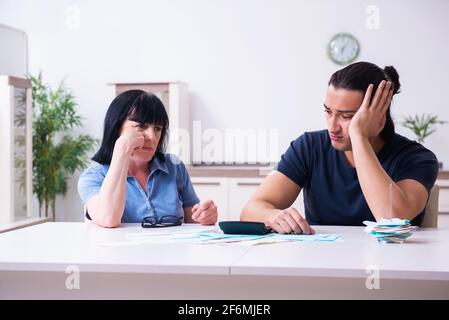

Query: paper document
left=100, top=228, right=341, bottom=247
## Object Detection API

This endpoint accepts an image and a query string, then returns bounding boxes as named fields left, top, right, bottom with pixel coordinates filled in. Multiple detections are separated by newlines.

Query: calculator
left=218, top=221, right=272, bottom=235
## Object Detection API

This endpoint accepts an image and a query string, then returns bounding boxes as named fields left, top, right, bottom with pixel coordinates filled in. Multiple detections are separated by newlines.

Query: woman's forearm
left=87, top=141, right=130, bottom=227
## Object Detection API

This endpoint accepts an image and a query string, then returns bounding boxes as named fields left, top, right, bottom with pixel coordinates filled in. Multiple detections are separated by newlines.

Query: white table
left=1, top=223, right=448, bottom=299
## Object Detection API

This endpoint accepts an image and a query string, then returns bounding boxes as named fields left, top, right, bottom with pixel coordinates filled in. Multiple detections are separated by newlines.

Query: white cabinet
left=192, top=176, right=305, bottom=221
left=191, top=177, right=229, bottom=221
left=228, top=178, right=263, bottom=221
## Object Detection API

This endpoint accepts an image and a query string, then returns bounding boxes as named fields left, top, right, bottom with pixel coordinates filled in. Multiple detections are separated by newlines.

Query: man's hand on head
left=349, top=80, right=393, bottom=140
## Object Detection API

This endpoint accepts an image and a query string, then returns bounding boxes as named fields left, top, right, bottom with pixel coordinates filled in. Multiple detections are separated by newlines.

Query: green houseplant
left=401, top=114, right=446, bottom=144
left=30, top=73, right=97, bottom=221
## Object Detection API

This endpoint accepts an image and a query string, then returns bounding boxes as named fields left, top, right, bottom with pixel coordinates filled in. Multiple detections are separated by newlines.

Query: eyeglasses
left=141, top=215, right=183, bottom=228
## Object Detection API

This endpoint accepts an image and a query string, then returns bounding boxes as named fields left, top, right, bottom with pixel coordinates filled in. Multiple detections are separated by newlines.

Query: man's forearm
left=241, top=200, right=276, bottom=225
left=351, top=135, right=410, bottom=220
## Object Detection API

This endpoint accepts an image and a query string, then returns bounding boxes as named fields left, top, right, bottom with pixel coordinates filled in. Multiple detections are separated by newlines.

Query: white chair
left=421, top=184, right=440, bottom=228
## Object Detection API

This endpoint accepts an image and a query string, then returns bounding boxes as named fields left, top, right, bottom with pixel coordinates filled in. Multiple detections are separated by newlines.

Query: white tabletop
left=1, top=223, right=449, bottom=281
left=0, top=222, right=249, bottom=275
left=231, top=225, right=449, bottom=281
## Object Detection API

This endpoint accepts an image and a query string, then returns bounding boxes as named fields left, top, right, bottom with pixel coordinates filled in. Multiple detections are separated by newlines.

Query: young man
left=241, top=62, right=439, bottom=234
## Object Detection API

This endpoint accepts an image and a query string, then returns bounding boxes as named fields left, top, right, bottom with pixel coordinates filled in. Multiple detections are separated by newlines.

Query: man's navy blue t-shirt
left=276, top=130, right=439, bottom=226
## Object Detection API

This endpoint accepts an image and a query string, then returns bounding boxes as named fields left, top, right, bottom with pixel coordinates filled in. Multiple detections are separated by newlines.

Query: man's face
left=324, top=85, right=364, bottom=151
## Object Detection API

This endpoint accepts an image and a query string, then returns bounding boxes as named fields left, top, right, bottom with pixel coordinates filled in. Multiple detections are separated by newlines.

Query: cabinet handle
left=237, top=182, right=261, bottom=186
left=193, top=182, right=221, bottom=186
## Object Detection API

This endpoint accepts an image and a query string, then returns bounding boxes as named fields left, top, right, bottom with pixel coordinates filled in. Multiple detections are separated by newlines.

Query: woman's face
left=119, top=119, right=163, bottom=163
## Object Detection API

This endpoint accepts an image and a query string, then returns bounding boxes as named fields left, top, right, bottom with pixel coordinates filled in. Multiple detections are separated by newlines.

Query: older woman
left=78, top=90, right=217, bottom=228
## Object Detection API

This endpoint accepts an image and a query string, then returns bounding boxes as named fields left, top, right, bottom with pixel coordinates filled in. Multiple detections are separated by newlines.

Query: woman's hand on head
left=191, top=200, right=218, bottom=225
left=116, top=124, right=145, bottom=156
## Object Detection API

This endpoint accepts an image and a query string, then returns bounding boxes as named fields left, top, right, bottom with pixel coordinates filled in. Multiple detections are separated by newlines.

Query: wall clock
left=328, top=33, right=360, bottom=65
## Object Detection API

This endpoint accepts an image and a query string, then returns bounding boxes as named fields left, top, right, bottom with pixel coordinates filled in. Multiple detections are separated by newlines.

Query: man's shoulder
left=296, top=129, right=328, bottom=139
left=389, top=133, right=438, bottom=160
left=291, top=129, right=330, bottom=150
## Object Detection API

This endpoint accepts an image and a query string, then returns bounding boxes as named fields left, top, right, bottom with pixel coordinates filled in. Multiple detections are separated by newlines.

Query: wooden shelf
left=438, top=171, right=449, bottom=180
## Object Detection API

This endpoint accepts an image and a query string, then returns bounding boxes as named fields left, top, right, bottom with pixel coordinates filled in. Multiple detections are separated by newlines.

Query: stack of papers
left=363, top=218, right=418, bottom=243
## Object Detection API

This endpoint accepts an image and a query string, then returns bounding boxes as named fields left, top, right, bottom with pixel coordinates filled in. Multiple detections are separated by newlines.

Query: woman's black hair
left=328, top=61, right=401, bottom=141
left=92, top=90, right=169, bottom=164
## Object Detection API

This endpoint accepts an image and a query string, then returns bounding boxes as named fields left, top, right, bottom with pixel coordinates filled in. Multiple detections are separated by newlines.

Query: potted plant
left=30, top=73, right=97, bottom=221
left=401, top=114, right=446, bottom=169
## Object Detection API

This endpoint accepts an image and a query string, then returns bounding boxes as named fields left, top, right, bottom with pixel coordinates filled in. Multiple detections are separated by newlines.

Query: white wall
left=1, top=0, right=448, bottom=222
left=0, top=23, right=27, bottom=77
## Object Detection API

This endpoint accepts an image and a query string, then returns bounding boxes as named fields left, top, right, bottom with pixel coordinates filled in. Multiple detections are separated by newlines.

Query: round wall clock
left=328, top=33, right=360, bottom=65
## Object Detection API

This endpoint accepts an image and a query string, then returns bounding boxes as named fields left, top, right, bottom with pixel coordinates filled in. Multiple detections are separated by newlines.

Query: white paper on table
left=100, top=229, right=341, bottom=247
left=125, top=225, right=217, bottom=241
left=195, top=233, right=342, bottom=246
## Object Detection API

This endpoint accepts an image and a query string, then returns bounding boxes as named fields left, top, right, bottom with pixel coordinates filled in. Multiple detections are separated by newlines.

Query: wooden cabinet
left=110, top=82, right=191, bottom=164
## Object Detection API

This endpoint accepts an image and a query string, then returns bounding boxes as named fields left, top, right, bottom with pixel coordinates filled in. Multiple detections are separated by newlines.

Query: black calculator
left=218, top=221, right=272, bottom=235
